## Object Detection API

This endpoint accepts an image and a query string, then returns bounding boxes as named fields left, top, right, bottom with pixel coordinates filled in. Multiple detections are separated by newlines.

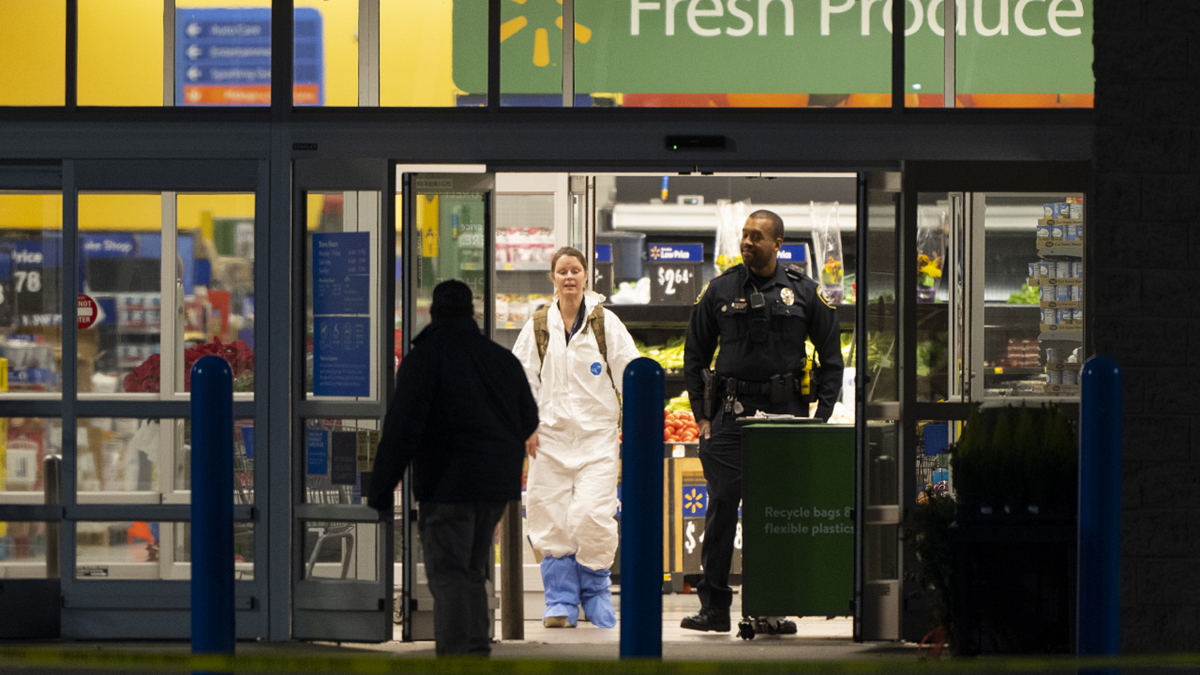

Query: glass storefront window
left=382, top=0, right=484, bottom=107
left=78, top=194, right=162, bottom=394
left=982, top=193, right=1084, bottom=399
left=500, top=0, right=564, bottom=107
left=915, top=194, right=952, bottom=403
left=493, top=188, right=560, bottom=350
left=175, top=194, right=256, bottom=395
left=0, top=0, right=66, bottom=106
left=0, top=418, right=60, bottom=503
left=78, top=193, right=255, bottom=396
left=76, top=521, right=253, bottom=580
left=302, top=520, right=378, bottom=581
left=78, top=0, right=164, bottom=107
left=0, top=521, right=51, bottom=576
left=0, top=192, right=65, bottom=395
left=77, top=417, right=254, bottom=504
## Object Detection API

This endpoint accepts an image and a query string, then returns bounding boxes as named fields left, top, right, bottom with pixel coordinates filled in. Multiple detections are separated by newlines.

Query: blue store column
left=191, top=355, right=234, bottom=658
left=619, top=358, right=664, bottom=659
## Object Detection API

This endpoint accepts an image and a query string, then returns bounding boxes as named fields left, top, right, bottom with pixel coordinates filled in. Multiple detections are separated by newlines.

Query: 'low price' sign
left=648, top=243, right=702, bottom=305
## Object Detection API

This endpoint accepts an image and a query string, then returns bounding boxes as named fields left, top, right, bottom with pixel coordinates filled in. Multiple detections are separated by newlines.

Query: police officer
left=680, top=209, right=844, bottom=633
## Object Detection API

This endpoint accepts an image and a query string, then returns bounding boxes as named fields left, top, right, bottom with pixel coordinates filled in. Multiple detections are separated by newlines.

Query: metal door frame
left=291, top=157, right=393, bottom=642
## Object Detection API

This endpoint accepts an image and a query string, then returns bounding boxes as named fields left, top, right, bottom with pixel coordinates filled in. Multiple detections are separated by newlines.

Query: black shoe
left=680, top=607, right=731, bottom=632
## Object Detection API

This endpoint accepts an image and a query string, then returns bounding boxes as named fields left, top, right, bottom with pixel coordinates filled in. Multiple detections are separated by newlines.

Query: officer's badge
left=780, top=288, right=795, bottom=306
left=818, top=287, right=837, bottom=309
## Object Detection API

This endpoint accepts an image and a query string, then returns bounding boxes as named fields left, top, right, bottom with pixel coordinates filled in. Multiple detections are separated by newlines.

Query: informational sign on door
left=175, top=7, right=324, bottom=106
left=313, top=316, right=370, bottom=397
left=306, top=429, right=329, bottom=475
left=330, top=430, right=358, bottom=486
left=312, top=231, right=371, bottom=397
left=648, top=243, right=702, bottom=305
left=313, top=233, right=370, bottom=316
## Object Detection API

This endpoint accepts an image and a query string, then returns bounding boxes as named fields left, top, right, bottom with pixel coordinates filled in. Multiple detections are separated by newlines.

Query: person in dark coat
left=368, top=279, right=540, bottom=657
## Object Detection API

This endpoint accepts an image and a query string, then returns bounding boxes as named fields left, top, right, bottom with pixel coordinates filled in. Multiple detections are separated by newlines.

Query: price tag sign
left=648, top=243, right=702, bottom=305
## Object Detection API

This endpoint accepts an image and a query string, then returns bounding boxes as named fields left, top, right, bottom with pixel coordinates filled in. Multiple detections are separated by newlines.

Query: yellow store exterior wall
left=0, top=0, right=67, bottom=106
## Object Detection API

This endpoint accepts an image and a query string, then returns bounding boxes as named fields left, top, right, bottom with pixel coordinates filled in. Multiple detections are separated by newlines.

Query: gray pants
left=418, top=501, right=506, bottom=657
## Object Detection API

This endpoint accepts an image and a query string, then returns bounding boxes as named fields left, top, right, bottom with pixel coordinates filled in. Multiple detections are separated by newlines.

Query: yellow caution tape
left=1, top=647, right=1200, bottom=675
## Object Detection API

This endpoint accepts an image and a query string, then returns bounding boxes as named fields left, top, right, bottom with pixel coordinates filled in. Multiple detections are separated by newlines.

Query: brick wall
left=1092, top=0, right=1200, bottom=652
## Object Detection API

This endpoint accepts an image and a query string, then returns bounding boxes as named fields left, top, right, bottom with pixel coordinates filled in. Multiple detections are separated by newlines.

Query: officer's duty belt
left=719, top=374, right=800, bottom=396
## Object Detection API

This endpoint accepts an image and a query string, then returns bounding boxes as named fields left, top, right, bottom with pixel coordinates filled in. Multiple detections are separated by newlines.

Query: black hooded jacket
left=367, top=316, right=539, bottom=509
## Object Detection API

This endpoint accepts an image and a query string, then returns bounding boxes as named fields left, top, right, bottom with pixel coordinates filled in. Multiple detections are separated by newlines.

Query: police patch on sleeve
left=818, top=287, right=837, bottom=309
left=694, top=282, right=709, bottom=305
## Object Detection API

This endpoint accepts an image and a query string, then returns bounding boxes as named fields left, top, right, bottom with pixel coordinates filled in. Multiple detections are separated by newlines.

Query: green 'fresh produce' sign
left=453, top=0, right=1093, bottom=95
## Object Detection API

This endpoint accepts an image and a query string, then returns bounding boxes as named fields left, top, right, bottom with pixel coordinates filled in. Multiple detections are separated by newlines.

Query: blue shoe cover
left=541, top=555, right=580, bottom=626
left=578, top=564, right=617, bottom=628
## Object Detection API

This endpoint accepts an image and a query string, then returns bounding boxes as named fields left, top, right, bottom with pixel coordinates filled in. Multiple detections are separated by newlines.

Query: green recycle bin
left=738, top=420, right=855, bottom=635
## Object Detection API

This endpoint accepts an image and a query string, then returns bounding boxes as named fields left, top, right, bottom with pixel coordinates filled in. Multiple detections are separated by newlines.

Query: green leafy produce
left=666, top=391, right=692, bottom=413
left=1007, top=282, right=1040, bottom=305
left=635, top=336, right=686, bottom=372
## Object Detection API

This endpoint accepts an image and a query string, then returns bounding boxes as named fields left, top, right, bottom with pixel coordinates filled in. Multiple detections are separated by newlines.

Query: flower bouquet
left=917, top=206, right=947, bottom=303
left=810, top=202, right=845, bottom=304
left=123, top=337, right=255, bottom=393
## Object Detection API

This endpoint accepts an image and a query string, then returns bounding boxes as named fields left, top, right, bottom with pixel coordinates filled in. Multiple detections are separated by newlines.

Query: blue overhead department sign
left=175, top=7, right=324, bottom=106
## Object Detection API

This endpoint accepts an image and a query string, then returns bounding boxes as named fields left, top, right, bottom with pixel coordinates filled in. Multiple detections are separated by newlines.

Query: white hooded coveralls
left=512, top=290, right=640, bottom=571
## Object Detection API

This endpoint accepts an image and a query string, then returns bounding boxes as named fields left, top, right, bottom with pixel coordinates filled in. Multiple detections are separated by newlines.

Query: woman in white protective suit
left=512, top=246, right=640, bottom=629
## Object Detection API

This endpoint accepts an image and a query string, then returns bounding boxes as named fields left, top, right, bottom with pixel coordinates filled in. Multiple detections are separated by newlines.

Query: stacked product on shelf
left=1030, top=198, right=1084, bottom=396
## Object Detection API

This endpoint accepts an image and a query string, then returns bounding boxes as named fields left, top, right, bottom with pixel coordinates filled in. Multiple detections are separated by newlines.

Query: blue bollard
left=191, top=355, right=235, bottom=657
left=1078, top=355, right=1121, bottom=658
left=619, top=357, right=664, bottom=660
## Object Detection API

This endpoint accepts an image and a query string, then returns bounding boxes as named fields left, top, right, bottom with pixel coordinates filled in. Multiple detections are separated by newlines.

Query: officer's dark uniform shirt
left=684, top=261, right=844, bottom=421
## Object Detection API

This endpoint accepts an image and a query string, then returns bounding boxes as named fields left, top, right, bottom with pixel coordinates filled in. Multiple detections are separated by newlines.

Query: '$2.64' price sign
left=648, top=243, right=702, bottom=305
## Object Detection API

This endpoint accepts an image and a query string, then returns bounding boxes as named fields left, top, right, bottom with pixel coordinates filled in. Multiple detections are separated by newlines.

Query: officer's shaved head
left=747, top=210, right=784, bottom=242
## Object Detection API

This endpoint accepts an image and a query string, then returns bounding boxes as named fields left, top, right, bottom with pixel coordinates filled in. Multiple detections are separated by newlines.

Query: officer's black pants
left=696, top=408, right=743, bottom=611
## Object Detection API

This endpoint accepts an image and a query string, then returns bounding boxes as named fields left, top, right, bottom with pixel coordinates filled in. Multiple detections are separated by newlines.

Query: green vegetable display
left=1006, top=282, right=1040, bottom=305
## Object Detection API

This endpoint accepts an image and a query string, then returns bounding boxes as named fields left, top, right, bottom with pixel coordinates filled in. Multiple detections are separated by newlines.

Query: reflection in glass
left=0, top=192, right=65, bottom=394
